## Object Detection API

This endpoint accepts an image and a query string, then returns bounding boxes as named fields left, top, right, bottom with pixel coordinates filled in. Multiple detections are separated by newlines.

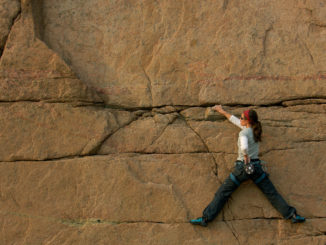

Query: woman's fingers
left=213, top=105, right=223, bottom=112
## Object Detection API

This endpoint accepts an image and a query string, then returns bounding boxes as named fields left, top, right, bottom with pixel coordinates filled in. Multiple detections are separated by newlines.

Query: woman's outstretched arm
left=212, top=105, right=245, bottom=129
left=212, top=105, right=231, bottom=119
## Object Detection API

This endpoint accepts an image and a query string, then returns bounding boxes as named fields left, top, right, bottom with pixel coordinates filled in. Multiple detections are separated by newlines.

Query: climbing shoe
left=190, top=217, right=208, bottom=227
left=291, top=214, right=306, bottom=223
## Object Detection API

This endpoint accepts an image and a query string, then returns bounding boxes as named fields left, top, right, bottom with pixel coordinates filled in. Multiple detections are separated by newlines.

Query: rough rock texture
left=41, top=0, right=326, bottom=107
left=0, top=0, right=20, bottom=56
left=0, top=102, right=127, bottom=161
left=1, top=155, right=326, bottom=244
left=0, top=0, right=325, bottom=244
left=0, top=2, right=102, bottom=104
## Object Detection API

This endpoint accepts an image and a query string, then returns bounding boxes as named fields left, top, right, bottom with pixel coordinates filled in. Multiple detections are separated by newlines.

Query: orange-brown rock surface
left=0, top=0, right=20, bottom=56
left=0, top=0, right=325, bottom=244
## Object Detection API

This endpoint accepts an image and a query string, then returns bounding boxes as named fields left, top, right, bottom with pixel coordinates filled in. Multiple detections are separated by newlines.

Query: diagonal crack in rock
left=0, top=3, right=21, bottom=59
left=181, top=115, right=222, bottom=180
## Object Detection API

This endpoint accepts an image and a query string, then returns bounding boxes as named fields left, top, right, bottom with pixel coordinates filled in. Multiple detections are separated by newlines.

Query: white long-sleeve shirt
left=228, top=115, right=259, bottom=161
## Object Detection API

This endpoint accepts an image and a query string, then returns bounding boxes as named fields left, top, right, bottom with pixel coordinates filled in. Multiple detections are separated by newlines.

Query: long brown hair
left=248, top=110, right=262, bottom=142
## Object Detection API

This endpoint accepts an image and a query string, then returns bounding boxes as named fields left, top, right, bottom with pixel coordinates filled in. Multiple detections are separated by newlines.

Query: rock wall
left=0, top=0, right=325, bottom=244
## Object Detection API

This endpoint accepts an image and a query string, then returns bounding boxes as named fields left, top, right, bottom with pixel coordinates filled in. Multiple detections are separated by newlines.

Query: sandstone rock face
left=0, top=5, right=102, bottom=104
left=1, top=155, right=326, bottom=244
left=0, top=0, right=325, bottom=244
left=0, top=0, right=20, bottom=56
left=41, top=0, right=326, bottom=107
left=0, top=102, right=125, bottom=161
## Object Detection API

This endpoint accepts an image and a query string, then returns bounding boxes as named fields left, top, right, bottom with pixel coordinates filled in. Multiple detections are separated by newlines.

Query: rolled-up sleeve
left=229, top=115, right=246, bottom=129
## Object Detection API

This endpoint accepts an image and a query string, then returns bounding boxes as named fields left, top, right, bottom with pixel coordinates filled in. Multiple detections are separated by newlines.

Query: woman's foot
left=291, top=213, right=305, bottom=223
left=189, top=217, right=208, bottom=227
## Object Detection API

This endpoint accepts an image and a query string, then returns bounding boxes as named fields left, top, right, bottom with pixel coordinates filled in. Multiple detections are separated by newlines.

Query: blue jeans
left=203, top=160, right=296, bottom=222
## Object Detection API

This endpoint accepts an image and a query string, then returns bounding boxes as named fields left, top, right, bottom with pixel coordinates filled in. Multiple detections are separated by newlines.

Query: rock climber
left=190, top=105, right=306, bottom=227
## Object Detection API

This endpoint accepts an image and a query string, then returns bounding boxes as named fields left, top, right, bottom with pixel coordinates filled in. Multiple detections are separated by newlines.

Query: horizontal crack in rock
left=3, top=210, right=325, bottom=228
left=0, top=100, right=105, bottom=106
left=1, top=97, right=326, bottom=109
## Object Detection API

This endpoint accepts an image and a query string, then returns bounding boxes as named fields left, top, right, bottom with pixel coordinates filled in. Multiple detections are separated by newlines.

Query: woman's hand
left=212, top=105, right=231, bottom=119
left=212, top=105, right=224, bottom=114
left=244, top=155, right=250, bottom=164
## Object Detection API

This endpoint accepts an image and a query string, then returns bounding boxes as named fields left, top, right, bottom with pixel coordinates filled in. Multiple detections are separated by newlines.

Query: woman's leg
left=250, top=163, right=304, bottom=223
left=202, top=175, right=240, bottom=222
left=254, top=175, right=296, bottom=219
left=198, top=162, right=249, bottom=223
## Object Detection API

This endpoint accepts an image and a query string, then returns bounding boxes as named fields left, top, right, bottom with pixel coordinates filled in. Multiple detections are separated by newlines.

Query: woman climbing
left=190, top=105, right=305, bottom=227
